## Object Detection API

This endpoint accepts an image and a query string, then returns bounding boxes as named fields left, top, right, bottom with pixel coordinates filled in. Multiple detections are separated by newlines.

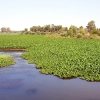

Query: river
left=0, top=51, right=100, bottom=100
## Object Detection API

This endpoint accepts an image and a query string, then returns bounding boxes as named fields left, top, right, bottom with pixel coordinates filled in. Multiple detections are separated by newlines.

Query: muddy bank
left=0, top=48, right=25, bottom=51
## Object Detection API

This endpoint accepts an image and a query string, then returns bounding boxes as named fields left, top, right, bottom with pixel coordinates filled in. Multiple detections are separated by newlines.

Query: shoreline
left=0, top=48, right=25, bottom=51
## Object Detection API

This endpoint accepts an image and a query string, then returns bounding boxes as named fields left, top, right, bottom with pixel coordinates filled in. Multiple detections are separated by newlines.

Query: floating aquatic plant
left=0, top=35, right=100, bottom=81
left=0, top=55, right=15, bottom=67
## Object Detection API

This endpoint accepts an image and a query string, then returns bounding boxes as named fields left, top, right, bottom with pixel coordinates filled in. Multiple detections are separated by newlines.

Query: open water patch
left=0, top=51, right=100, bottom=100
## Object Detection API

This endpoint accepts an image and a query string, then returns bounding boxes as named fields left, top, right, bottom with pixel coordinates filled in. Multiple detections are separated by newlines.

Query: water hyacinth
left=0, top=55, right=15, bottom=67
left=0, top=35, right=100, bottom=81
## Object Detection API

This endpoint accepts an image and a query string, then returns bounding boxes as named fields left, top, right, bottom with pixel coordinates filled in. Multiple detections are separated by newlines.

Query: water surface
left=0, top=51, right=100, bottom=100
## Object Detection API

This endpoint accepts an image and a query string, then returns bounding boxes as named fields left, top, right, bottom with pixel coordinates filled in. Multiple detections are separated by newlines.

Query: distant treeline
left=0, top=27, right=21, bottom=33
left=0, top=27, right=11, bottom=33
left=21, top=20, right=100, bottom=38
left=1, top=20, right=100, bottom=38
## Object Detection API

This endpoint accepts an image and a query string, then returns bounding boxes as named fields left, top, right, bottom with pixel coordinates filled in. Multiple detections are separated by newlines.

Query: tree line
left=0, top=27, right=22, bottom=33
left=22, top=24, right=67, bottom=34
left=0, top=27, right=11, bottom=33
left=1, top=20, right=100, bottom=38
left=21, top=20, right=100, bottom=38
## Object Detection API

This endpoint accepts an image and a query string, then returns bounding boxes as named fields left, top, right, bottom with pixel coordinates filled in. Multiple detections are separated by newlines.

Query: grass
left=0, top=34, right=100, bottom=81
left=0, top=55, right=15, bottom=67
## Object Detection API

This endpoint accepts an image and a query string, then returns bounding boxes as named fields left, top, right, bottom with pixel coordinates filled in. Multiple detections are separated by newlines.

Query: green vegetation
left=0, top=35, right=100, bottom=81
left=0, top=55, right=15, bottom=67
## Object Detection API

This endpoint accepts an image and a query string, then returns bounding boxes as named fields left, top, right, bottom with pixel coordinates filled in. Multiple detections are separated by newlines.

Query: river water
left=0, top=51, right=100, bottom=100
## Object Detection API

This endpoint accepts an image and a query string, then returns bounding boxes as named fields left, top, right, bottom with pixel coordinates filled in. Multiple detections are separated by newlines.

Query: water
left=0, top=51, right=100, bottom=100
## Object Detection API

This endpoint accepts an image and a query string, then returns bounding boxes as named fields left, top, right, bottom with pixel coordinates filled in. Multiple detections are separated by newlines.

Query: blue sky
left=0, top=0, right=100, bottom=30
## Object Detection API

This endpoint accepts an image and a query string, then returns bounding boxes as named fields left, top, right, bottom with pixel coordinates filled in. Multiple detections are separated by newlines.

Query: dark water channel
left=0, top=51, right=100, bottom=100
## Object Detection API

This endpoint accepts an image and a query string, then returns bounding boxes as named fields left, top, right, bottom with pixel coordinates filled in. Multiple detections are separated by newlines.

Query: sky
left=0, top=0, right=100, bottom=31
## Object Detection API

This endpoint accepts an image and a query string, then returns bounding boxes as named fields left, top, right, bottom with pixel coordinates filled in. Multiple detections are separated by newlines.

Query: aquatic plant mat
left=0, top=35, right=100, bottom=81
left=0, top=54, right=15, bottom=67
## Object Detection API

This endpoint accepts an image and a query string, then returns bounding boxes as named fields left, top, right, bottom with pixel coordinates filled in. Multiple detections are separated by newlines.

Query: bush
left=76, top=33, right=83, bottom=38
left=60, top=32, right=67, bottom=37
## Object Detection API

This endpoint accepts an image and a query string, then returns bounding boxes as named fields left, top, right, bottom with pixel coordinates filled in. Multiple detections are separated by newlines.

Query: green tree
left=86, top=20, right=96, bottom=34
left=67, top=25, right=77, bottom=37
left=78, top=26, right=85, bottom=35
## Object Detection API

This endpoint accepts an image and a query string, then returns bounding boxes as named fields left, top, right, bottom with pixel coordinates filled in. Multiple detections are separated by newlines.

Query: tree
left=1, top=27, right=7, bottom=32
left=78, top=26, right=85, bottom=35
left=51, top=24, right=55, bottom=32
left=54, top=25, right=62, bottom=32
left=30, top=26, right=37, bottom=32
left=68, top=25, right=77, bottom=36
left=92, top=28, right=100, bottom=35
left=64, top=27, right=68, bottom=31
left=44, top=25, right=51, bottom=32
left=24, top=28, right=28, bottom=32
left=86, top=20, right=96, bottom=34
left=7, top=27, right=11, bottom=32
